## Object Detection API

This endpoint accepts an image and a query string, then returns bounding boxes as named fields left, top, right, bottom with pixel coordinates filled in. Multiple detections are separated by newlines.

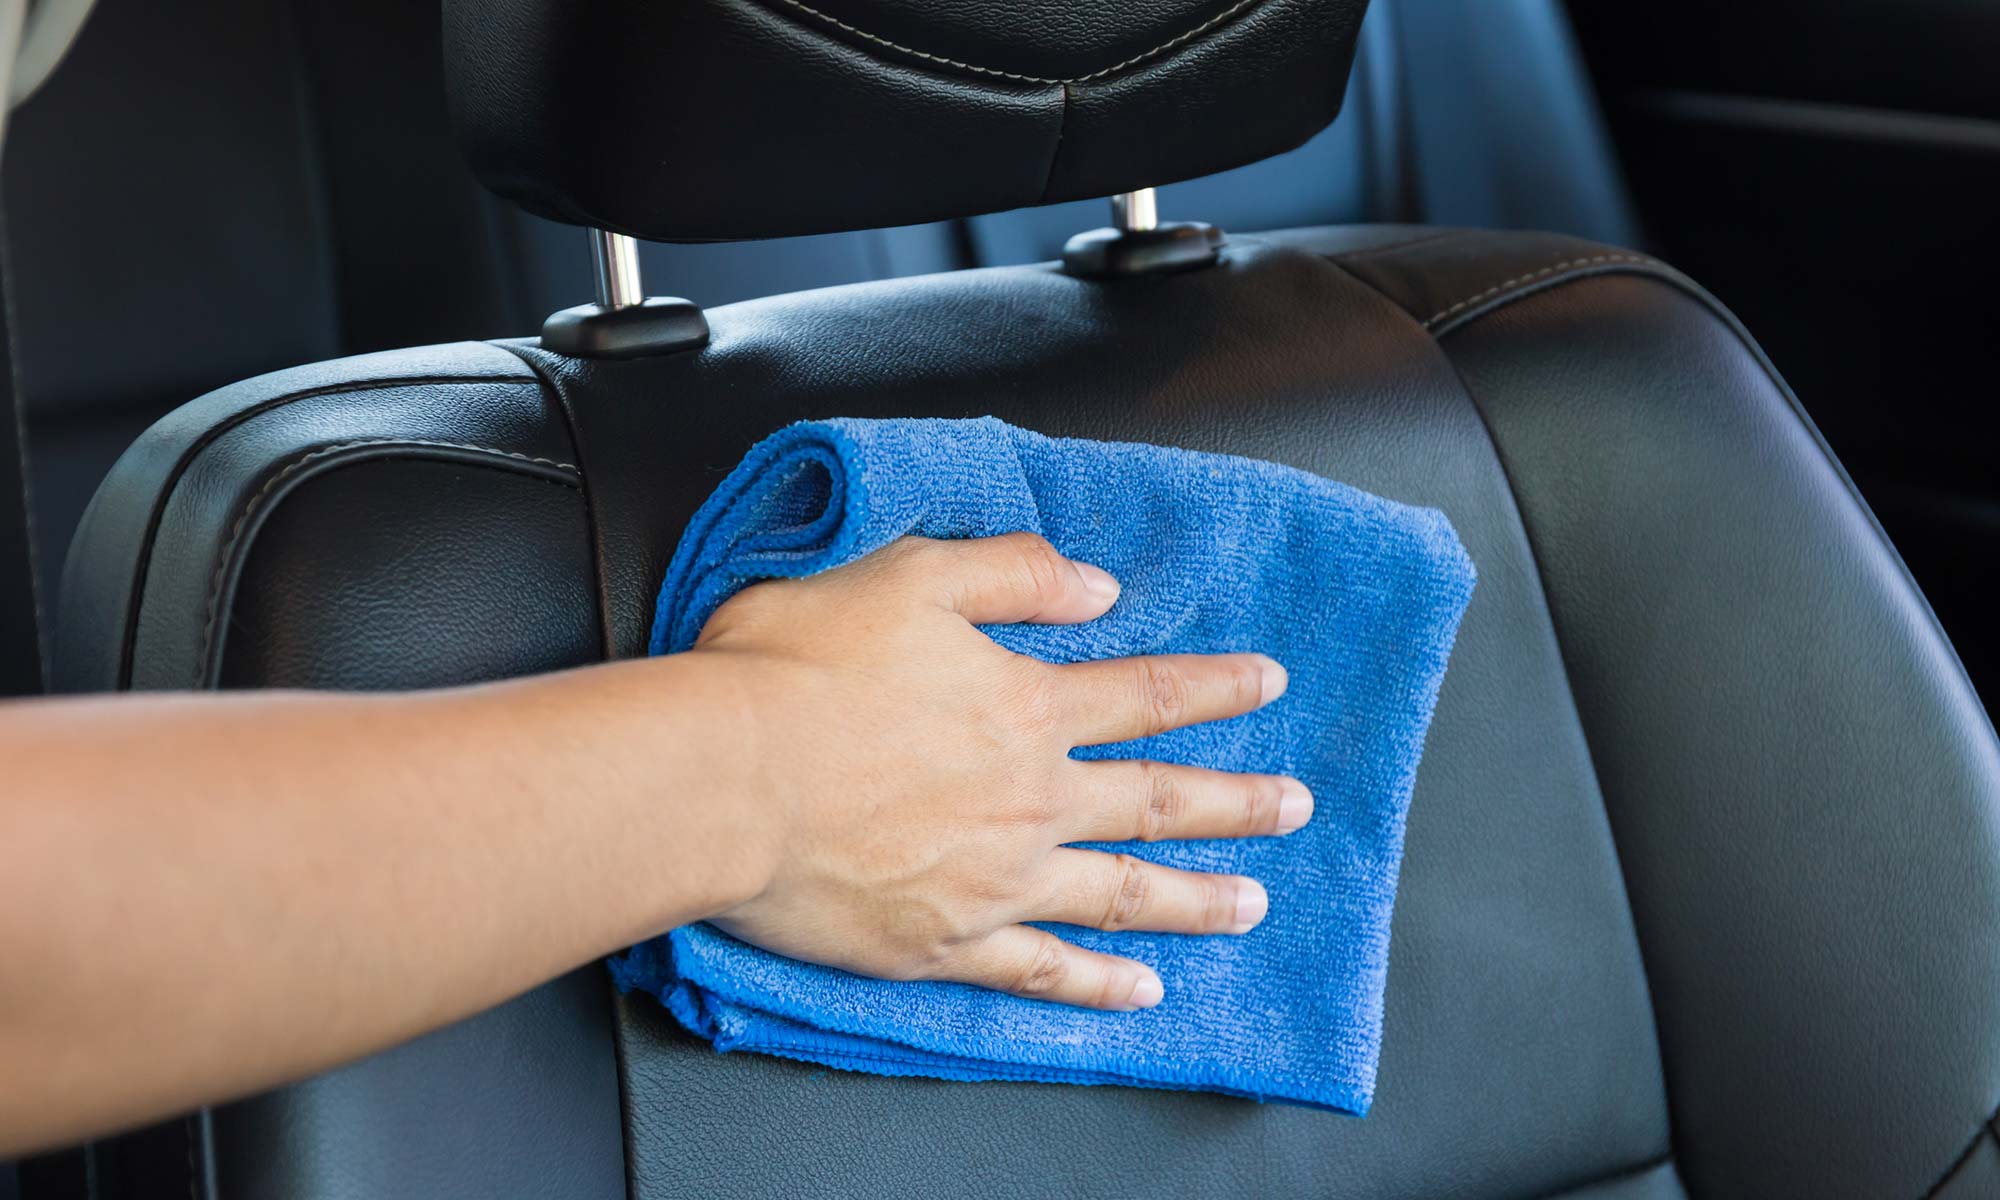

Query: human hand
left=691, top=533, right=1311, bottom=1011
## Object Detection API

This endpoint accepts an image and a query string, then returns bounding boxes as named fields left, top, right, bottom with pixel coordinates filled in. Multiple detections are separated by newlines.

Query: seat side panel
left=54, top=346, right=623, bottom=1200
left=1440, top=274, right=2000, bottom=1197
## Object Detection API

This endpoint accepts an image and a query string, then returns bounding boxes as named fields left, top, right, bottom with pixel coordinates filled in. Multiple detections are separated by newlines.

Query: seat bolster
left=49, top=340, right=620, bottom=1198
left=53, top=341, right=577, bottom=692
left=1338, top=243, right=2000, bottom=1197
left=1291, top=224, right=1664, bottom=335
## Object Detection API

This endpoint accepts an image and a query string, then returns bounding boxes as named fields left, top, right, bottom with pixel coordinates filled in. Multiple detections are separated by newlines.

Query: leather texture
left=1933, top=1124, right=2000, bottom=1200
left=48, top=339, right=620, bottom=1199
left=1437, top=265, right=2000, bottom=1199
left=207, top=970, right=623, bottom=1200
left=1342, top=228, right=2000, bottom=1198
left=52, top=340, right=580, bottom=693
left=54, top=227, right=2000, bottom=1197
left=443, top=0, right=1370, bottom=240
left=1552, top=1161, right=1684, bottom=1200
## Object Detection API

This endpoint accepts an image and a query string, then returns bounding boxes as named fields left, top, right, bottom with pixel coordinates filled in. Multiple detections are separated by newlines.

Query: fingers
left=940, top=925, right=1165, bottom=1011
left=923, top=846, right=1277, bottom=1010
left=1053, top=652, right=1287, bottom=746
left=1035, top=849, right=1268, bottom=936
left=912, top=533, right=1122, bottom=625
left=1067, top=760, right=1313, bottom=842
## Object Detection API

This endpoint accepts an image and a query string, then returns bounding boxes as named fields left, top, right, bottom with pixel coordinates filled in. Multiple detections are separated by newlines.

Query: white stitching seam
left=764, top=0, right=1266, bottom=85
left=195, top=439, right=580, bottom=678
left=1421, top=254, right=1659, bottom=329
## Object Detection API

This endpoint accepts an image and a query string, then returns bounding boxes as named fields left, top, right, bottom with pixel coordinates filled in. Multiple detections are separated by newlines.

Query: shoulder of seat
left=1307, top=226, right=1695, bottom=338
left=1309, top=225, right=1862, bottom=546
left=128, top=340, right=549, bottom=460
left=52, top=341, right=576, bottom=693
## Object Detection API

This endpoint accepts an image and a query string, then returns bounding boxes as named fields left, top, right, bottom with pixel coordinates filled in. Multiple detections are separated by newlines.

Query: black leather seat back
left=44, top=0, right=2000, bottom=1192
left=58, top=231, right=2000, bottom=1198
left=518, top=233, right=1672, bottom=1199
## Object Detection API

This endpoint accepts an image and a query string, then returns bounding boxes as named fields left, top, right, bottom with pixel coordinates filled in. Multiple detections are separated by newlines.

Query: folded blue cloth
left=612, top=417, right=1475, bottom=1114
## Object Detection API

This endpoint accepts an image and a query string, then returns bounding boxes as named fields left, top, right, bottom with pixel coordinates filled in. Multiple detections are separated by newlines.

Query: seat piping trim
left=107, top=372, right=546, bottom=690
left=1416, top=251, right=1999, bottom=729
left=194, top=437, right=580, bottom=684
left=1421, top=254, right=1660, bottom=329
left=1921, top=1112, right=2000, bottom=1199
left=1320, top=248, right=1679, bottom=1175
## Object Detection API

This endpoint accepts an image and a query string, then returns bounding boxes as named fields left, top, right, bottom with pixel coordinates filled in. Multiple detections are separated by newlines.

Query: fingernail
left=1231, top=879, right=1269, bottom=934
left=1274, top=779, right=1314, bottom=835
left=1075, top=562, right=1122, bottom=603
left=1257, top=656, right=1289, bottom=706
left=1127, top=974, right=1165, bottom=1010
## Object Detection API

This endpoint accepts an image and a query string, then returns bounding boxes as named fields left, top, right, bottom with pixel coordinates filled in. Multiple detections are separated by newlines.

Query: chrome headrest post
left=1063, top=187, right=1221, bottom=280
left=590, top=229, right=646, bottom=309
left=541, top=227, right=709, bottom=359
left=1111, top=189, right=1160, bottom=234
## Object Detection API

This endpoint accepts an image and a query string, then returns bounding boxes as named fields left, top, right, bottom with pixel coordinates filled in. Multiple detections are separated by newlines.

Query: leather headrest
left=444, top=0, right=1372, bottom=241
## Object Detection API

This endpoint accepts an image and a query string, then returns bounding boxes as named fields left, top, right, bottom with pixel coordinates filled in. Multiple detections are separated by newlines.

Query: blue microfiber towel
left=612, top=416, right=1475, bottom=1114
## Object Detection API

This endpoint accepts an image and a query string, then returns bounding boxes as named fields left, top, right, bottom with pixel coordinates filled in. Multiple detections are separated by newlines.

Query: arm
left=0, top=534, right=1308, bottom=1155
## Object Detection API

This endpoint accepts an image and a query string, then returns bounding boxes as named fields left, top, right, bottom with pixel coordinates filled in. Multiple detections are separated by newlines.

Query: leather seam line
left=1330, top=229, right=1478, bottom=264
left=1919, top=1109, right=2000, bottom=1199
left=1539, top=1154, right=1674, bottom=1199
left=1423, top=328, right=1684, bottom=1167
left=1, top=199, right=50, bottom=686
left=110, top=372, right=545, bottom=690
left=183, top=1112, right=195, bottom=1200
left=757, top=0, right=1265, bottom=85
left=1037, top=81, right=1070, bottom=203
left=609, top=1003, right=644, bottom=1200
left=1316, top=248, right=1682, bottom=1163
left=194, top=438, right=580, bottom=682
left=1421, top=254, right=1661, bottom=329
left=493, top=343, right=624, bottom=660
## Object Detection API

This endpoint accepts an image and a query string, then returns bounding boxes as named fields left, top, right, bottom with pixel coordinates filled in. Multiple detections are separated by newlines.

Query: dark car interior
left=4, top=0, right=1997, bottom=1196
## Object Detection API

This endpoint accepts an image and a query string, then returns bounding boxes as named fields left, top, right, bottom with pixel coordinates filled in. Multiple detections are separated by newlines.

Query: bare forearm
left=0, top=534, right=1292, bottom=1157
left=0, top=657, right=770, bottom=1155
